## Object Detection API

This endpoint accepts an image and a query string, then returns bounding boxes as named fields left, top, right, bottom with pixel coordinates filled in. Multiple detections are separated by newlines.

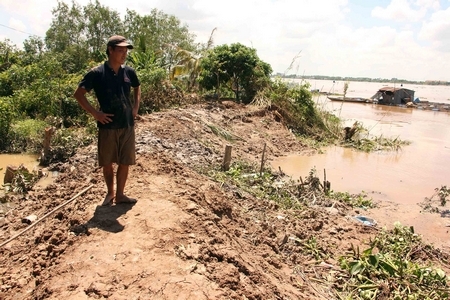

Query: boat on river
left=370, top=87, right=415, bottom=105
left=327, top=96, right=372, bottom=103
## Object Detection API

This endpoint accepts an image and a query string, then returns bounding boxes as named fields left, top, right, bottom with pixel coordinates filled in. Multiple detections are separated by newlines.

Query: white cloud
left=372, top=0, right=429, bottom=22
left=0, top=0, right=449, bottom=81
left=419, top=7, right=450, bottom=51
left=8, top=18, right=27, bottom=33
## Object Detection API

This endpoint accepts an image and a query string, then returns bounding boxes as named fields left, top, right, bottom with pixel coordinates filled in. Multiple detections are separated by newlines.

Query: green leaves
left=198, top=43, right=272, bottom=103
left=338, top=224, right=450, bottom=299
left=329, top=191, right=375, bottom=209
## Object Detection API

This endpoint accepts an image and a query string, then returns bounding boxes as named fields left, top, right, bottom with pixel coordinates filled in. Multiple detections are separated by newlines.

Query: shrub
left=266, top=79, right=331, bottom=139
left=0, top=97, right=14, bottom=150
left=7, top=119, right=48, bottom=153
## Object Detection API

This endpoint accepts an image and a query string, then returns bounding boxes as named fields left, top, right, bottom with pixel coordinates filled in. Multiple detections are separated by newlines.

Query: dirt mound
left=0, top=102, right=445, bottom=299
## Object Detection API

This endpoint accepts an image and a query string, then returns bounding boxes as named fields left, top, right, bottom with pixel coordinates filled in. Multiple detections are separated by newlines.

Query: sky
left=0, top=0, right=449, bottom=82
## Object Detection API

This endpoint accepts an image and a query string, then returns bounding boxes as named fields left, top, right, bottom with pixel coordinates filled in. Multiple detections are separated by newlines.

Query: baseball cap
left=107, top=35, right=134, bottom=49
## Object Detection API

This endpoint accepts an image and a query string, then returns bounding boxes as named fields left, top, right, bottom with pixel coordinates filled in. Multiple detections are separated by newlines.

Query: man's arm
left=73, top=87, right=114, bottom=124
left=132, top=85, right=141, bottom=118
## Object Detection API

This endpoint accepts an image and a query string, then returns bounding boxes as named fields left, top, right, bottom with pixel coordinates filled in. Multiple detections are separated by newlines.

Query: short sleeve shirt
left=78, top=62, right=140, bottom=129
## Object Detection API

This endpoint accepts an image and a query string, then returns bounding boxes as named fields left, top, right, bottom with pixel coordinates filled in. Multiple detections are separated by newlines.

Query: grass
left=207, top=124, right=235, bottom=141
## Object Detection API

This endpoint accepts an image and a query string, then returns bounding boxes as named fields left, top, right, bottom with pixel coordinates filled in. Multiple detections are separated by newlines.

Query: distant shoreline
left=274, top=74, right=450, bottom=86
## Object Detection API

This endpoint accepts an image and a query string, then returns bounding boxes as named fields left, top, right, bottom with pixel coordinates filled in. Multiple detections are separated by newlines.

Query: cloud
left=372, top=0, right=430, bottom=22
left=0, top=0, right=449, bottom=80
left=8, top=18, right=27, bottom=33
left=419, top=7, right=450, bottom=51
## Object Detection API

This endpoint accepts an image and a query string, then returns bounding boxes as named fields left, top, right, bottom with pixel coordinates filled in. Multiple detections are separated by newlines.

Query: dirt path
left=1, top=102, right=449, bottom=299
left=38, top=152, right=227, bottom=299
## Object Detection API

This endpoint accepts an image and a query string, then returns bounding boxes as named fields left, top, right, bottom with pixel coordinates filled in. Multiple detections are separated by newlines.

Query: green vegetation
left=420, top=186, right=450, bottom=213
left=0, top=0, right=196, bottom=154
left=4, top=165, right=42, bottom=194
left=337, top=223, right=449, bottom=299
left=340, top=122, right=411, bottom=152
left=329, top=191, right=375, bottom=209
left=198, top=43, right=272, bottom=103
left=209, top=163, right=373, bottom=211
left=210, top=159, right=450, bottom=299
left=207, top=159, right=449, bottom=299
left=436, top=186, right=450, bottom=206
left=254, top=78, right=335, bottom=140
left=7, top=119, right=48, bottom=153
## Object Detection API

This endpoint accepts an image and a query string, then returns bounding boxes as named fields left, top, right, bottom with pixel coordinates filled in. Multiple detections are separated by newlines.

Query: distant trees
left=285, top=74, right=450, bottom=86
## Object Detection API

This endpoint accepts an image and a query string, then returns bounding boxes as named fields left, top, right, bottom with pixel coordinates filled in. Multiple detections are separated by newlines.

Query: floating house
left=371, top=87, right=415, bottom=105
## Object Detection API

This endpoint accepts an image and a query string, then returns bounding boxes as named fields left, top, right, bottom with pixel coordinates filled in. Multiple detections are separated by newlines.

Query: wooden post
left=260, top=143, right=267, bottom=176
left=323, top=168, right=331, bottom=193
left=222, top=145, right=232, bottom=171
left=4, top=165, right=18, bottom=184
left=40, top=127, right=55, bottom=165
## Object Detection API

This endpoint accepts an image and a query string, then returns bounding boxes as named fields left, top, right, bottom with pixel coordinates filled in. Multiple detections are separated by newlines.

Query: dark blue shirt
left=78, top=62, right=140, bottom=129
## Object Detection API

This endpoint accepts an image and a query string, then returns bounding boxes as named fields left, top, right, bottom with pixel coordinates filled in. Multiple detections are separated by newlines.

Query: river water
left=0, top=154, right=39, bottom=181
left=272, top=80, right=450, bottom=247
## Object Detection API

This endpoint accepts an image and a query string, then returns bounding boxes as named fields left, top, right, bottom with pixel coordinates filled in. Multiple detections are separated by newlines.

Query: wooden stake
left=260, top=143, right=267, bottom=175
left=40, top=126, right=55, bottom=165
left=222, top=145, right=232, bottom=171
left=323, top=168, right=330, bottom=193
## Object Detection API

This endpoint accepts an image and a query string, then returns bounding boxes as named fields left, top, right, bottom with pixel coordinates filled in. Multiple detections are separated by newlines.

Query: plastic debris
left=353, top=215, right=377, bottom=226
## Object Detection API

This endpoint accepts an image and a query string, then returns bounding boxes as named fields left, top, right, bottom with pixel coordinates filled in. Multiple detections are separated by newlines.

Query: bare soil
left=0, top=101, right=449, bottom=299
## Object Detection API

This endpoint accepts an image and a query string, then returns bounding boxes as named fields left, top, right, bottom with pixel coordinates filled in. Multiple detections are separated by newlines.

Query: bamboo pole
left=0, top=184, right=94, bottom=248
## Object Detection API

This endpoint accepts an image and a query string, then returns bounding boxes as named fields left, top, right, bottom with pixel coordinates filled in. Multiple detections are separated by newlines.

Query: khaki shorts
left=98, top=127, right=136, bottom=166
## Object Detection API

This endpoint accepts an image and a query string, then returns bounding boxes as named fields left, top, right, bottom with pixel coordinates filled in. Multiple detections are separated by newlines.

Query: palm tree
left=169, top=28, right=217, bottom=91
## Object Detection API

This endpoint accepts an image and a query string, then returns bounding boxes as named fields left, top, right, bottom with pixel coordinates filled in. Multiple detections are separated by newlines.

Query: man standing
left=74, top=35, right=141, bottom=206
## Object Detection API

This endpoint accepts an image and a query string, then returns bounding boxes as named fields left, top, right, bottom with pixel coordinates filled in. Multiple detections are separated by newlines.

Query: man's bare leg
left=101, top=164, right=115, bottom=206
left=116, top=164, right=136, bottom=203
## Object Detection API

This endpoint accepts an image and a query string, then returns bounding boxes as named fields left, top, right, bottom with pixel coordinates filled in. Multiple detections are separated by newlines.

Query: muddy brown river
left=273, top=80, right=450, bottom=206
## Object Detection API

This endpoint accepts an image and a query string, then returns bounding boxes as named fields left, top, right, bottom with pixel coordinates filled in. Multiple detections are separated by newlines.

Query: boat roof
left=377, top=87, right=415, bottom=93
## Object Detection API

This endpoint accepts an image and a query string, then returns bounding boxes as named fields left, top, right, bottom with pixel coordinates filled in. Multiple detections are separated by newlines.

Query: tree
left=198, top=43, right=272, bottom=103
left=123, top=8, right=196, bottom=72
left=45, top=1, right=198, bottom=73
left=0, top=39, right=21, bottom=72
left=45, top=0, right=84, bottom=52
left=45, top=0, right=88, bottom=72
left=83, top=0, right=123, bottom=61
left=170, top=28, right=217, bottom=91
left=0, top=39, right=22, bottom=96
left=46, top=0, right=124, bottom=69
left=22, top=36, right=45, bottom=65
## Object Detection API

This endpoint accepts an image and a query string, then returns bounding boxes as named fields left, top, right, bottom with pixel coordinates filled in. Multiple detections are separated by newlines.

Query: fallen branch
left=0, top=184, right=94, bottom=248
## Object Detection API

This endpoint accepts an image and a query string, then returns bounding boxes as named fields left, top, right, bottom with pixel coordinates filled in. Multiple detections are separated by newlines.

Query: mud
left=0, top=101, right=448, bottom=299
